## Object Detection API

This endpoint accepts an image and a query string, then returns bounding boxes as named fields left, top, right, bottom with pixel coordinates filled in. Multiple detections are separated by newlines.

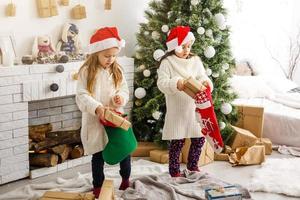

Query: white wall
left=0, top=0, right=149, bottom=59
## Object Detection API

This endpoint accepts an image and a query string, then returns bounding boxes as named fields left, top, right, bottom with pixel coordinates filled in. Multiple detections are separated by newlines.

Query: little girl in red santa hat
left=157, top=26, right=219, bottom=177
left=76, top=27, right=130, bottom=198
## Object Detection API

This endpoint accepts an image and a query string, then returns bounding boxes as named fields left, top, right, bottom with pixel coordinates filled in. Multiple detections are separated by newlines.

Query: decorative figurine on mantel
left=32, top=35, right=56, bottom=64
left=56, top=23, right=83, bottom=61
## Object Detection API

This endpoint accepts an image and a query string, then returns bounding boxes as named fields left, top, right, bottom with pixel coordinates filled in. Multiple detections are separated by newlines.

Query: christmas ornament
left=205, top=29, right=213, bottom=37
left=212, top=72, right=219, bottom=78
left=214, top=13, right=226, bottom=30
left=222, top=63, right=229, bottom=70
left=143, top=69, right=151, bottom=77
left=161, top=25, right=169, bottom=33
left=135, top=52, right=142, bottom=59
left=175, top=18, right=181, bottom=23
left=153, top=49, right=165, bottom=61
left=152, top=111, right=162, bottom=120
left=167, top=11, right=172, bottom=18
left=197, top=27, right=205, bottom=35
left=144, top=31, right=149, bottom=36
left=134, top=87, right=146, bottom=99
left=206, top=68, right=212, bottom=76
left=191, top=0, right=199, bottom=6
left=194, top=85, right=224, bottom=153
left=138, top=64, right=145, bottom=71
left=221, top=69, right=226, bottom=74
left=204, top=46, right=216, bottom=58
left=151, top=31, right=160, bottom=40
left=221, top=103, right=232, bottom=115
left=219, top=121, right=226, bottom=130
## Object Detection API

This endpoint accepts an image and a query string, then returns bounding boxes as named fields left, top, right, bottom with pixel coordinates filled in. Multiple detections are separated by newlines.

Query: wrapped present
left=230, top=126, right=257, bottom=150
left=150, top=149, right=182, bottom=164
left=103, top=109, right=131, bottom=131
left=224, top=145, right=234, bottom=154
left=104, top=0, right=112, bottom=10
left=229, top=145, right=265, bottom=166
left=205, top=185, right=242, bottom=200
left=60, top=0, right=69, bottom=6
left=5, top=3, right=16, bottom=17
left=214, top=153, right=229, bottom=161
left=182, top=139, right=214, bottom=166
left=36, top=0, right=58, bottom=18
left=99, top=180, right=115, bottom=200
left=183, top=77, right=206, bottom=98
left=256, top=138, right=272, bottom=155
left=235, top=105, right=264, bottom=138
left=132, top=142, right=160, bottom=157
left=71, top=4, right=87, bottom=20
left=40, top=191, right=94, bottom=200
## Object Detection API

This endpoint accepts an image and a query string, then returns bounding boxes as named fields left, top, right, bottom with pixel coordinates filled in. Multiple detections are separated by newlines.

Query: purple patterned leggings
left=169, top=137, right=205, bottom=176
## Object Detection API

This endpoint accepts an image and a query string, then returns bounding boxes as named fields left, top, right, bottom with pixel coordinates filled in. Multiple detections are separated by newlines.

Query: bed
left=230, top=74, right=300, bottom=147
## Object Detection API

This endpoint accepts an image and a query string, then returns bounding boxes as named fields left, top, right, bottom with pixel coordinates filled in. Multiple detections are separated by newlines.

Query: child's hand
left=113, top=95, right=124, bottom=106
left=95, top=106, right=106, bottom=122
left=177, top=79, right=185, bottom=91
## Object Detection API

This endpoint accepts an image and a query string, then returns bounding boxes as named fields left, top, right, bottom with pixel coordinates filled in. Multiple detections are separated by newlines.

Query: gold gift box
left=5, top=3, right=16, bottom=17
left=36, top=0, right=58, bottom=18
left=104, top=0, right=112, bottom=10
left=182, top=139, right=214, bottom=166
left=71, top=4, right=87, bottom=20
left=214, top=153, right=229, bottom=161
left=104, top=109, right=131, bottom=131
left=229, top=145, right=265, bottom=166
left=183, top=77, right=206, bottom=98
left=131, top=142, right=160, bottom=157
left=235, top=105, right=264, bottom=138
left=230, top=126, right=258, bottom=150
left=150, top=149, right=182, bottom=164
left=60, top=0, right=69, bottom=6
left=40, top=191, right=94, bottom=200
left=256, top=138, right=272, bottom=155
left=99, top=180, right=115, bottom=200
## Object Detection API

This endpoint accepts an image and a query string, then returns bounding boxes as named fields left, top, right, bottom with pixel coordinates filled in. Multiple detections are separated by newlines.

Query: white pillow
left=263, top=76, right=298, bottom=93
left=229, top=75, right=274, bottom=99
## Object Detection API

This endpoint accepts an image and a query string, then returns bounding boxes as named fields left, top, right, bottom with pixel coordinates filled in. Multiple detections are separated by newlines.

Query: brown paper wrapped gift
left=230, top=126, right=258, bottom=149
left=104, top=109, right=131, bottom=131
left=150, top=149, right=182, bottom=164
left=71, top=4, right=87, bottom=20
left=256, top=138, right=272, bottom=155
left=36, top=0, right=58, bottom=18
left=214, top=153, right=229, bottom=161
left=183, top=77, right=206, bottom=98
left=99, top=180, right=115, bottom=200
left=229, top=145, right=265, bottom=166
left=182, top=139, right=214, bottom=166
left=104, top=0, right=112, bottom=10
left=40, top=191, right=94, bottom=200
left=235, top=105, right=264, bottom=138
left=131, top=142, right=160, bottom=157
left=60, top=0, right=69, bottom=6
left=5, top=3, right=16, bottom=17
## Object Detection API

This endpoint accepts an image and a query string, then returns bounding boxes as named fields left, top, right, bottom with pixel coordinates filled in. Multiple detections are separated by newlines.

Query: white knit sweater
left=157, top=55, right=213, bottom=140
left=76, top=66, right=129, bottom=155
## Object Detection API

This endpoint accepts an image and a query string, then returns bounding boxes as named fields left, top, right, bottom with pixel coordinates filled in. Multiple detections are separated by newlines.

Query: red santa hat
left=88, top=27, right=125, bottom=54
left=166, top=26, right=195, bottom=52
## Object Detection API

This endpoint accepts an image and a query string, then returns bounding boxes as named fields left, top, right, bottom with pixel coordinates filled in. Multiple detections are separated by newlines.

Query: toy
left=32, top=35, right=56, bottom=63
left=57, top=23, right=81, bottom=56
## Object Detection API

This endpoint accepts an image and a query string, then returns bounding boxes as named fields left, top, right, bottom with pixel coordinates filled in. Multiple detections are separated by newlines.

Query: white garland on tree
left=221, top=103, right=232, bottom=115
left=153, top=49, right=165, bottom=61
left=204, top=46, right=216, bottom=58
left=134, top=87, right=146, bottom=99
left=143, top=69, right=151, bottom=77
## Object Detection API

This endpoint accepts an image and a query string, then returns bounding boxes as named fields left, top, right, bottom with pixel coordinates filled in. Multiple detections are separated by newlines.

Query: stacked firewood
left=29, top=123, right=84, bottom=167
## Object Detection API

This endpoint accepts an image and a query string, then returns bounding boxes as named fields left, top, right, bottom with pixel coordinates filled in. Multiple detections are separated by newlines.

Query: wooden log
left=51, top=144, right=72, bottom=163
left=70, top=145, right=84, bottom=159
left=29, top=153, right=58, bottom=167
left=29, top=123, right=52, bottom=142
left=34, top=129, right=81, bottom=151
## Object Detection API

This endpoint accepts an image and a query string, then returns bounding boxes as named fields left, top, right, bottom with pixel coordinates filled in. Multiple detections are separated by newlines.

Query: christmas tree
left=132, top=0, right=238, bottom=147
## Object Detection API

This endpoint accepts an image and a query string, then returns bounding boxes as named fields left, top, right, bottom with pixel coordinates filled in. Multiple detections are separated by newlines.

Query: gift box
left=150, top=149, right=182, bottom=164
left=5, top=3, right=16, bottom=17
left=60, top=0, right=69, bottom=6
left=205, top=185, right=242, bottom=200
left=230, top=126, right=258, bottom=150
left=229, top=145, right=265, bottom=166
left=71, top=4, right=87, bottom=20
left=182, top=139, right=214, bottom=166
left=104, top=0, right=112, bottom=10
left=131, top=142, right=160, bottom=157
left=235, top=105, right=264, bottom=138
left=36, top=0, right=58, bottom=18
left=40, top=191, right=94, bottom=200
left=214, top=153, right=229, bottom=161
left=256, top=138, right=272, bottom=155
left=183, top=77, right=206, bottom=98
left=104, top=109, right=131, bottom=131
left=99, top=180, right=115, bottom=200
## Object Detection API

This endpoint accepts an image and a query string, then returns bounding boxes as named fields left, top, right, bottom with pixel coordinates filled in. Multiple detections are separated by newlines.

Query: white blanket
left=269, top=92, right=300, bottom=109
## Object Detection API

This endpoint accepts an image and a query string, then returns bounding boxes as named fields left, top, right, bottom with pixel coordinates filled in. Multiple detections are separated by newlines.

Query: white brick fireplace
left=0, top=57, right=134, bottom=185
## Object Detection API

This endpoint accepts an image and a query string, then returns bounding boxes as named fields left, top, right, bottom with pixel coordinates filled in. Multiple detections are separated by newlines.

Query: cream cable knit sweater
left=157, top=55, right=213, bottom=140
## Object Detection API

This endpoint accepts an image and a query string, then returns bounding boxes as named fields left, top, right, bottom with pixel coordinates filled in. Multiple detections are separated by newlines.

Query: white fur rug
left=248, top=158, right=300, bottom=197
